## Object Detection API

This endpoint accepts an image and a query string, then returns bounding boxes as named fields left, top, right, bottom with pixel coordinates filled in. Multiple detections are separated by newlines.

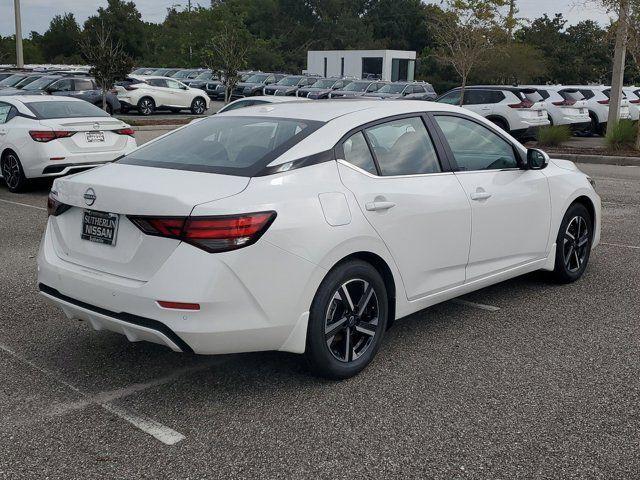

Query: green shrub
left=536, top=125, right=572, bottom=147
left=606, top=119, right=637, bottom=151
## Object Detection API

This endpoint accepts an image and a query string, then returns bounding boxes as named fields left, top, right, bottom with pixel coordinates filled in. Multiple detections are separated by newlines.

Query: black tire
left=490, top=118, right=509, bottom=132
left=587, top=112, right=600, bottom=136
left=551, top=203, right=593, bottom=283
left=305, top=260, right=388, bottom=379
left=137, top=97, right=155, bottom=116
left=547, top=115, right=554, bottom=126
left=105, top=103, right=113, bottom=115
left=1, top=151, right=28, bottom=193
left=190, top=97, right=207, bottom=115
left=120, top=104, right=130, bottom=114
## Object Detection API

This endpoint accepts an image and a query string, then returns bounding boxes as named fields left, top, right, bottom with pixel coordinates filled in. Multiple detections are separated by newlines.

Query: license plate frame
left=86, top=131, right=105, bottom=143
left=81, top=210, right=119, bottom=246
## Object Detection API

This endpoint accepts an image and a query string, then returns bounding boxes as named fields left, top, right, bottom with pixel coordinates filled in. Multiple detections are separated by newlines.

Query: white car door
left=165, top=79, right=190, bottom=107
left=337, top=115, right=472, bottom=300
left=432, top=114, right=551, bottom=281
left=145, top=79, right=171, bottom=106
left=462, top=89, right=495, bottom=118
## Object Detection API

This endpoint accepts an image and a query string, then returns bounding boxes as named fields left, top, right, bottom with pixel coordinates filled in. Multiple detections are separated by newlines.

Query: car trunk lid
left=49, top=163, right=250, bottom=281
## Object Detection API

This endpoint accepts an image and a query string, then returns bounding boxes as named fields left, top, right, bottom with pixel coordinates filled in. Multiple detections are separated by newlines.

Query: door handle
left=365, top=201, right=396, bottom=212
left=470, top=191, right=492, bottom=201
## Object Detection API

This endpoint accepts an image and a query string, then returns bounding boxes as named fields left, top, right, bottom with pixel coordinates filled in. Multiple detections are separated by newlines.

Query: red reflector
left=630, top=99, right=640, bottom=104
left=552, top=100, right=576, bottom=106
left=49, top=157, right=65, bottom=161
left=115, top=127, right=135, bottom=136
left=128, top=211, right=277, bottom=253
left=157, top=301, right=200, bottom=311
left=30, top=130, right=76, bottom=142
left=597, top=99, right=609, bottom=105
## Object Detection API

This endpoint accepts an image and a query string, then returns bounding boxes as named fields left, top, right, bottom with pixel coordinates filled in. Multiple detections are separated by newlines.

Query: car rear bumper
left=37, top=221, right=321, bottom=355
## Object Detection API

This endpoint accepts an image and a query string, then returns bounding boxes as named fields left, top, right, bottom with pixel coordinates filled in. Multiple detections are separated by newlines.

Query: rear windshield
left=378, top=84, right=407, bottom=94
left=345, top=82, right=370, bottom=92
left=245, top=74, right=268, bottom=83
left=27, top=101, right=110, bottom=119
left=0, top=74, right=27, bottom=87
left=22, top=76, right=59, bottom=91
left=277, top=76, right=303, bottom=86
left=120, top=115, right=323, bottom=176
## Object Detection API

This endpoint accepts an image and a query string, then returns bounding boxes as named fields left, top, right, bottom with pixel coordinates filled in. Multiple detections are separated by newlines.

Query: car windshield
left=377, top=84, right=406, bottom=94
left=27, top=101, right=110, bottom=119
left=173, top=70, right=192, bottom=78
left=152, top=69, right=169, bottom=75
left=194, top=72, right=214, bottom=80
left=132, top=68, right=148, bottom=74
left=15, top=76, right=41, bottom=88
left=277, top=77, right=302, bottom=86
left=0, top=74, right=27, bottom=87
left=310, top=79, right=336, bottom=88
left=344, top=82, right=370, bottom=92
left=22, top=76, right=59, bottom=91
left=245, top=74, right=268, bottom=83
left=120, top=115, right=322, bottom=176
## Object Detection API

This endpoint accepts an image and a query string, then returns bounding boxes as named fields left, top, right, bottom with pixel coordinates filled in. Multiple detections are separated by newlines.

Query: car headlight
left=587, top=176, right=596, bottom=189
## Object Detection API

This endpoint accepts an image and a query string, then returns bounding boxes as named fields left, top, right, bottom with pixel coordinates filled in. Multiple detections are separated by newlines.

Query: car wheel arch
left=486, top=115, right=510, bottom=131
left=571, top=195, right=596, bottom=228
left=326, top=251, right=397, bottom=329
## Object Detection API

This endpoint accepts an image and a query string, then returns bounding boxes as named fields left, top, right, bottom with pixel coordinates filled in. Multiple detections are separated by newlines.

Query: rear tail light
left=124, top=85, right=139, bottom=91
left=598, top=99, right=610, bottom=105
left=115, top=127, right=135, bottom=137
left=508, top=99, right=534, bottom=109
left=30, top=130, right=76, bottom=142
left=630, top=99, right=640, bottom=104
left=128, top=211, right=277, bottom=253
left=552, top=99, right=576, bottom=106
left=47, top=193, right=71, bottom=216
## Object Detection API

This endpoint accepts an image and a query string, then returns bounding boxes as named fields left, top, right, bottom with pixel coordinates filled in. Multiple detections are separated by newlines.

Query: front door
left=432, top=114, right=551, bottom=281
left=337, top=115, right=471, bottom=300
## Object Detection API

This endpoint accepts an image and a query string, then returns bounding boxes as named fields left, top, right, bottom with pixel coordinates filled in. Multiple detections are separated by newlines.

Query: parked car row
left=436, top=84, right=636, bottom=139
left=0, top=69, right=121, bottom=114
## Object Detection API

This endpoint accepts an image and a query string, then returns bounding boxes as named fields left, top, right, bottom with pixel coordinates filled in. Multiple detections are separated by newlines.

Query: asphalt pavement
left=0, top=163, right=638, bottom=479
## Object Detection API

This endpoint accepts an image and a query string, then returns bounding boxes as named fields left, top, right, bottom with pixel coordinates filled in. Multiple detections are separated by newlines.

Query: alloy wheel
left=562, top=215, right=589, bottom=273
left=139, top=99, right=154, bottom=115
left=193, top=99, right=206, bottom=114
left=1, top=154, right=21, bottom=190
left=324, top=278, right=379, bottom=363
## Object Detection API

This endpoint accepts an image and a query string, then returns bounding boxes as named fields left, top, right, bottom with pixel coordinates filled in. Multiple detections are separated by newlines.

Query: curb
left=548, top=152, right=640, bottom=167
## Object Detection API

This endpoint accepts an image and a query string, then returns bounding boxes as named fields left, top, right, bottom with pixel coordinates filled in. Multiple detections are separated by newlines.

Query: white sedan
left=216, top=95, right=310, bottom=113
left=38, top=100, right=600, bottom=379
left=115, top=76, right=210, bottom=116
left=0, top=96, right=137, bottom=193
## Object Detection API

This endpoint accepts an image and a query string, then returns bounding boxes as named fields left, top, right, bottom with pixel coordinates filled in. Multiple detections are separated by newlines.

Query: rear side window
left=536, top=90, right=550, bottom=100
left=437, top=90, right=461, bottom=105
left=120, top=116, right=323, bottom=176
left=342, top=131, right=377, bottom=174
left=579, top=89, right=595, bottom=100
left=364, top=117, right=441, bottom=176
left=147, top=79, right=167, bottom=87
left=0, top=103, right=11, bottom=124
left=74, top=79, right=93, bottom=90
left=435, top=115, right=518, bottom=171
left=27, top=101, right=109, bottom=119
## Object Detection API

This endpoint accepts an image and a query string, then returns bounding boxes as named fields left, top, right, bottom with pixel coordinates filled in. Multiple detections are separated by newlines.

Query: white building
left=306, top=50, right=416, bottom=82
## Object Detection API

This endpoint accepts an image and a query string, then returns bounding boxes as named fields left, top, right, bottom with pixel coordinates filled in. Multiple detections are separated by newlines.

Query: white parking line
left=0, top=342, right=196, bottom=445
left=0, top=198, right=47, bottom=211
left=600, top=242, right=640, bottom=250
left=450, top=299, right=501, bottom=312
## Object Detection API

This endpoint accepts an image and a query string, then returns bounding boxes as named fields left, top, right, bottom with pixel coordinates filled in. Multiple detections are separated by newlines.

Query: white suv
left=115, top=76, right=210, bottom=116
left=437, top=86, right=549, bottom=139
left=622, top=86, right=640, bottom=121
left=521, top=85, right=591, bottom=133
left=560, top=86, right=630, bottom=135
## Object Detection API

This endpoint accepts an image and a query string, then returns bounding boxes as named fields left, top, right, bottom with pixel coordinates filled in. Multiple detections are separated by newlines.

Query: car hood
left=0, top=87, right=30, bottom=96
left=331, top=90, right=364, bottom=97
left=301, top=88, right=331, bottom=95
left=236, top=82, right=262, bottom=89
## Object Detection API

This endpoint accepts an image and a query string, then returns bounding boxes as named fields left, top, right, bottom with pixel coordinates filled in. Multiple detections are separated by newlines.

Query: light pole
left=14, top=0, right=24, bottom=68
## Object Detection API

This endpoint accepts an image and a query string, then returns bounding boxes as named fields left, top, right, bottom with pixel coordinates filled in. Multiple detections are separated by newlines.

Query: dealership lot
left=0, top=163, right=638, bottom=478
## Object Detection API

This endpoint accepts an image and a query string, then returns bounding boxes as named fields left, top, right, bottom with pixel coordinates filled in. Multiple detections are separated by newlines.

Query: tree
left=433, top=1, right=507, bottom=105
left=203, top=20, right=251, bottom=103
left=80, top=23, right=133, bottom=111
left=42, top=13, right=82, bottom=63
left=83, top=0, right=146, bottom=59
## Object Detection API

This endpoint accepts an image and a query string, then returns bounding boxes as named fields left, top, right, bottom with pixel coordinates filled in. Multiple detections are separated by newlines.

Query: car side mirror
left=527, top=148, right=549, bottom=170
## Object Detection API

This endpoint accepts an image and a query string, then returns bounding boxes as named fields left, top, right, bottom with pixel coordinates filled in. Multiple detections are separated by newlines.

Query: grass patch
left=606, top=119, right=637, bottom=151
left=536, top=125, right=572, bottom=147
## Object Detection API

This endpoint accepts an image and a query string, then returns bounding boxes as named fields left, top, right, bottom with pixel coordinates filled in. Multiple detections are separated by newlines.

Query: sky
left=0, top=0, right=612, bottom=37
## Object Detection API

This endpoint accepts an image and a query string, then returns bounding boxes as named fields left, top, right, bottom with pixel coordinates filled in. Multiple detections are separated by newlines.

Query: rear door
left=463, top=89, right=495, bottom=117
left=432, top=113, right=551, bottom=281
left=337, top=115, right=471, bottom=300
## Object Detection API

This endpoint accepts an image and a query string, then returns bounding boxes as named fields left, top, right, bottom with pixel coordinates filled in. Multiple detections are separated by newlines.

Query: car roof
left=220, top=98, right=460, bottom=122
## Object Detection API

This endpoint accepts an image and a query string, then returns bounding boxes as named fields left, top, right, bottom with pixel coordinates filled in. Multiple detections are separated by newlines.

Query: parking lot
left=0, top=162, right=638, bottom=478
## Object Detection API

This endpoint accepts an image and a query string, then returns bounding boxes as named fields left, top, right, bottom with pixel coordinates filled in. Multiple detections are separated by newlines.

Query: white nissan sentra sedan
left=0, top=96, right=137, bottom=192
left=37, top=100, right=601, bottom=379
